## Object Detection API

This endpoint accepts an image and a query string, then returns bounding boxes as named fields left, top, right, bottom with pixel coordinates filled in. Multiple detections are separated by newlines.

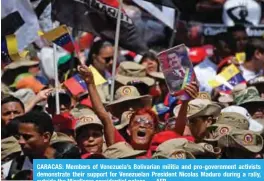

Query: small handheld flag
left=208, top=64, right=246, bottom=94
left=89, top=65, right=107, bottom=85
left=63, top=74, right=88, bottom=97
left=42, top=25, right=76, bottom=53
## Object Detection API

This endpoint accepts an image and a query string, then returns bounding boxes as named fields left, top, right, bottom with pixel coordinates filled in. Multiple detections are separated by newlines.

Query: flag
left=1, top=0, right=40, bottom=51
left=89, top=65, right=107, bottom=85
left=208, top=64, right=246, bottom=94
left=63, top=74, right=88, bottom=97
left=133, top=0, right=177, bottom=29
left=42, top=25, right=76, bottom=53
left=1, top=34, right=28, bottom=67
left=52, top=0, right=148, bottom=54
left=152, top=103, right=170, bottom=115
left=1, top=11, right=25, bottom=36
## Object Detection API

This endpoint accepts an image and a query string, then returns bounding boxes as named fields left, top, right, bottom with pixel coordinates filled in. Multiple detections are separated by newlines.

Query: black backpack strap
left=34, top=0, right=51, bottom=18
left=6, top=156, right=25, bottom=180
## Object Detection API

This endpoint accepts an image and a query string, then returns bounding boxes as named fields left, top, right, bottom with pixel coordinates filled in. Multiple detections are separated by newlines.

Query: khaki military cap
left=103, top=142, right=146, bottom=158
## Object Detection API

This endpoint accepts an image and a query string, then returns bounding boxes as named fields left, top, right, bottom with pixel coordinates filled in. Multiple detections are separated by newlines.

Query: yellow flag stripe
left=5, top=34, right=23, bottom=61
left=208, top=64, right=240, bottom=88
left=42, top=25, right=69, bottom=42
left=6, top=35, right=18, bottom=55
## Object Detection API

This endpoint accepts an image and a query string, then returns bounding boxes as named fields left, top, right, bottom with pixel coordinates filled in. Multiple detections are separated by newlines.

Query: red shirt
left=113, top=129, right=195, bottom=159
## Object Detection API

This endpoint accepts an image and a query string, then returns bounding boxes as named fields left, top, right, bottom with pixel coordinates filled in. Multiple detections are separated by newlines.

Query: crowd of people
left=1, top=0, right=264, bottom=180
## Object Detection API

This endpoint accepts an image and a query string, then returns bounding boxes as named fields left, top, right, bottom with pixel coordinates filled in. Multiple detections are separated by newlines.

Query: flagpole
left=110, top=0, right=123, bottom=102
left=169, top=10, right=180, bottom=48
left=53, top=23, right=60, bottom=115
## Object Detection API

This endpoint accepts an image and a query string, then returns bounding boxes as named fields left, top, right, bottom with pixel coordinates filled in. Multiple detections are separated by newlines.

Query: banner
left=52, top=0, right=148, bottom=54
left=1, top=0, right=40, bottom=51
left=133, top=0, right=176, bottom=29
left=202, top=24, right=264, bottom=37
left=34, top=159, right=264, bottom=181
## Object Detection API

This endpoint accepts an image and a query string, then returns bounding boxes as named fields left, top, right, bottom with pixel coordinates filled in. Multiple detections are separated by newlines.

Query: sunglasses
left=134, top=118, right=154, bottom=128
left=103, top=56, right=113, bottom=63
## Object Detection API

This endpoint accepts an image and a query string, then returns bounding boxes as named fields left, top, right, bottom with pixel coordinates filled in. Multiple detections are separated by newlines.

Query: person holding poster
left=78, top=64, right=199, bottom=158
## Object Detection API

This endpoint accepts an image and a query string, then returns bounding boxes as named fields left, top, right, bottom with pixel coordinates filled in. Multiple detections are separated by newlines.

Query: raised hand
left=78, top=64, right=95, bottom=85
left=184, top=81, right=199, bottom=100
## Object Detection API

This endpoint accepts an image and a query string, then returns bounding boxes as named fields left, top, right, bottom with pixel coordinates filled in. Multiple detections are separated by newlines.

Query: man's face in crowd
left=248, top=107, right=264, bottom=120
left=128, top=113, right=155, bottom=150
left=93, top=46, right=114, bottom=73
left=189, top=116, right=214, bottom=140
left=76, top=125, right=104, bottom=154
left=18, top=123, right=50, bottom=158
left=232, top=30, right=248, bottom=53
left=1, top=102, right=24, bottom=125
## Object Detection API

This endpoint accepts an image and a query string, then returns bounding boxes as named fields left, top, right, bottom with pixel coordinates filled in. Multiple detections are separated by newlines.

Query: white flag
left=1, top=0, right=40, bottom=51
left=132, top=0, right=176, bottom=29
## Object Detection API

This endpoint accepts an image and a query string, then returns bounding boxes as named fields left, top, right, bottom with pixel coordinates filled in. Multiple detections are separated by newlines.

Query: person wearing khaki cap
left=204, top=123, right=234, bottom=145
left=218, top=129, right=263, bottom=158
left=232, top=86, right=264, bottom=120
left=221, top=106, right=263, bottom=132
left=152, top=138, right=196, bottom=159
left=216, top=112, right=250, bottom=130
left=247, top=76, right=264, bottom=97
left=75, top=114, right=104, bottom=155
left=153, top=138, right=221, bottom=159
left=103, top=142, right=146, bottom=159
left=115, top=61, right=155, bottom=87
left=78, top=64, right=199, bottom=158
left=1, top=136, right=21, bottom=164
left=105, top=85, right=152, bottom=119
left=173, top=98, right=221, bottom=141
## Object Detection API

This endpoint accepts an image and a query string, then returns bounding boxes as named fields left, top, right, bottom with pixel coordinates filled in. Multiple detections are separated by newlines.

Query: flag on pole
left=42, top=25, right=76, bottom=53
left=52, top=0, right=148, bottom=54
left=133, top=0, right=177, bottom=29
left=208, top=64, right=246, bottom=94
left=1, top=0, right=40, bottom=51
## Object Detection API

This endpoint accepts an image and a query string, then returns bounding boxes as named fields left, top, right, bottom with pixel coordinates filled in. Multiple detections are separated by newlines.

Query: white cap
left=221, top=106, right=263, bottom=132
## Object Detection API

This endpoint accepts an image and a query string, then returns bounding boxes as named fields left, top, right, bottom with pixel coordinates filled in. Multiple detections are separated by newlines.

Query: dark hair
left=86, top=40, right=112, bottom=66
left=140, top=52, right=160, bottom=71
left=5, top=118, right=21, bottom=138
left=17, top=111, right=54, bottom=135
left=51, top=142, right=81, bottom=159
left=1, top=96, right=25, bottom=111
left=213, top=33, right=228, bottom=48
left=245, top=38, right=264, bottom=61
left=227, top=25, right=247, bottom=52
left=47, top=92, right=71, bottom=111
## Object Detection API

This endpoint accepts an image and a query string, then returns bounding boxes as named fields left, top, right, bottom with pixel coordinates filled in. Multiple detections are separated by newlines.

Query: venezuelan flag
left=42, top=25, right=75, bottom=53
left=64, top=74, right=88, bottom=96
left=208, top=64, right=246, bottom=94
left=1, top=35, right=21, bottom=66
